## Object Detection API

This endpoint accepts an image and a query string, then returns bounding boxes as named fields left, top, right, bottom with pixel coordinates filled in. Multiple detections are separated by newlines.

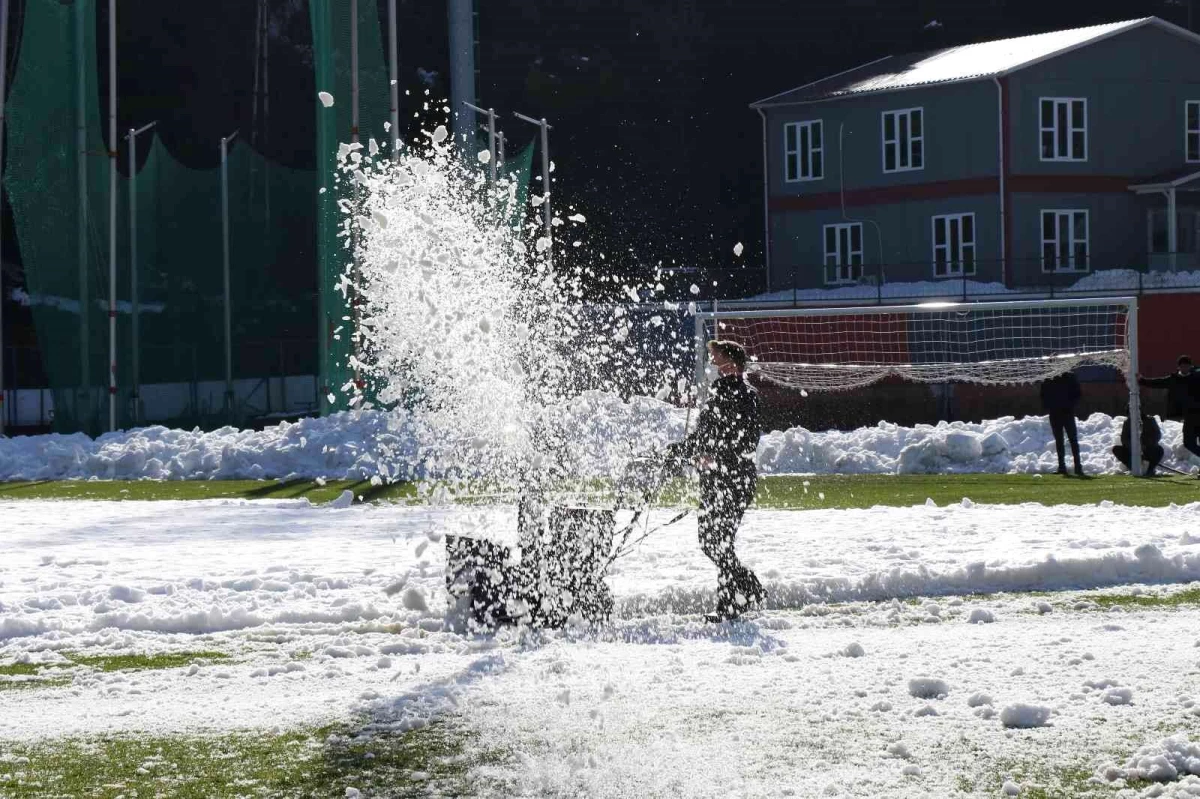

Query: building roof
left=752, top=17, right=1200, bottom=108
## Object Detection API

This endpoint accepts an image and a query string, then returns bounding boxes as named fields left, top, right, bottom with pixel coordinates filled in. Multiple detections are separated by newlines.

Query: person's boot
left=1074, top=463, right=1085, bottom=477
left=1056, top=463, right=1068, bottom=475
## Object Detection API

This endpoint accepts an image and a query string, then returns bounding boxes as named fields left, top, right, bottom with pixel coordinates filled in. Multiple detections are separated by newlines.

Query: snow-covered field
left=4, top=497, right=1200, bottom=796
left=1, top=404, right=1195, bottom=482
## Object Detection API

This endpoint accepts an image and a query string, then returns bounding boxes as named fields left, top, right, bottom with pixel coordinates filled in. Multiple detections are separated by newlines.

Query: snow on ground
left=0, top=402, right=1194, bottom=481
left=4, top=498, right=1200, bottom=796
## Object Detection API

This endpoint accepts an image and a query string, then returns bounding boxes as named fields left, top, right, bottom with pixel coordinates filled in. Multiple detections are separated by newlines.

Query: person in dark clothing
left=1112, top=411, right=1165, bottom=477
left=665, top=340, right=764, bottom=621
left=1040, top=371, right=1084, bottom=476
left=1139, top=355, right=1200, bottom=462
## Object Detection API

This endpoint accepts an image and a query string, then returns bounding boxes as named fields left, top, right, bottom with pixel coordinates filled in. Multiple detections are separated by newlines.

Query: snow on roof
left=753, top=17, right=1188, bottom=107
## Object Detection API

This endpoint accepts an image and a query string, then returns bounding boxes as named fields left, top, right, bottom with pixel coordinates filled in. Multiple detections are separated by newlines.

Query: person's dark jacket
left=1040, top=372, right=1081, bottom=412
left=1119, top=413, right=1162, bottom=451
left=1138, top=370, right=1200, bottom=417
left=667, top=374, right=761, bottom=475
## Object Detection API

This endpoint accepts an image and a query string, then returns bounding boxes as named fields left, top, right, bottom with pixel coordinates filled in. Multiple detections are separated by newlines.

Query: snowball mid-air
left=318, top=91, right=335, bottom=108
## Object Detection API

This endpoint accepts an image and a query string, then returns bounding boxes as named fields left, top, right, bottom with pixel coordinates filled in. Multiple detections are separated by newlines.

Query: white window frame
left=1040, top=209, right=1090, bottom=273
left=783, top=120, right=824, bottom=182
left=931, top=213, right=976, bottom=278
left=881, top=107, right=924, bottom=173
left=1039, top=97, right=1087, bottom=162
left=1187, top=101, right=1200, bottom=163
left=823, top=222, right=864, bottom=284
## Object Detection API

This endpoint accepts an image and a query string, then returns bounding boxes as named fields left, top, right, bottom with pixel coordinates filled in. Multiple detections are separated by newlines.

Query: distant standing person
left=665, top=340, right=765, bottom=622
left=1139, top=355, right=1200, bottom=463
left=1040, top=371, right=1084, bottom=476
left=1112, top=409, right=1164, bottom=477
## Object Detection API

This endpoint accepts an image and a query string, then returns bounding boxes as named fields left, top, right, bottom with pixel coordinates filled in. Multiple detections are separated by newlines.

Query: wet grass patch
left=0, top=721, right=507, bottom=798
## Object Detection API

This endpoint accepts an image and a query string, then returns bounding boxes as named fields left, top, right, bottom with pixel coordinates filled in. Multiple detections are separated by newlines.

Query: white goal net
left=694, top=296, right=1144, bottom=474
left=697, top=298, right=1137, bottom=392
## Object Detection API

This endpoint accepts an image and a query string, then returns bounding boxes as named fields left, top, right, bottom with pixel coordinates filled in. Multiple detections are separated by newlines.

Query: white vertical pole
left=487, top=108, right=496, bottom=184
left=1128, top=299, right=1143, bottom=477
left=221, top=132, right=238, bottom=418
left=498, top=130, right=505, bottom=169
left=107, top=0, right=118, bottom=432
left=540, top=120, right=551, bottom=267
left=0, top=0, right=8, bottom=435
left=1127, top=300, right=1143, bottom=476
left=387, top=0, right=400, bottom=159
left=1168, top=188, right=1178, bottom=273
left=126, top=121, right=154, bottom=427
left=350, top=0, right=359, bottom=146
left=128, top=128, right=137, bottom=426
left=75, top=0, right=89, bottom=418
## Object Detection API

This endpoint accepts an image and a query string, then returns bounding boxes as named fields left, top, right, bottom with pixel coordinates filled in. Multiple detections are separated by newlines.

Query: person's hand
left=697, top=455, right=715, bottom=471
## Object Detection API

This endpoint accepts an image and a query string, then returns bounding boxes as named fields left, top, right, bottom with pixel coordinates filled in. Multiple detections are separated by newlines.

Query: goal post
left=695, top=297, right=1143, bottom=476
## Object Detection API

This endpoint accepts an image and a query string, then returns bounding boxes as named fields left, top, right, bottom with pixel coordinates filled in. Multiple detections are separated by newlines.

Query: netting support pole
left=75, top=0, right=89, bottom=418
left=514, top=112, right=552, bottom=268
left=107, top=0, right=118, bottom=432
left=1128, top=299, right=1143, bottom=477
left=463, top=102, right=496, bottom=183
left=0, top=0, right=8, bottom=435
left=692, top=311, right=706, bottom=411
left=126, top=122, right=156, bottom=428
left=387, top=0, right=399, bottom=159
left=221, top=131, right=239, bottom=420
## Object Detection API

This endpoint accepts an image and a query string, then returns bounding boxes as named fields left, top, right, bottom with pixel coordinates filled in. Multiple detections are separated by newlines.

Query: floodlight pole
left=220, top=130, right=239, bottom=419
left=498, top=130, right=506, bottom=169
left=387, top=0, right=400, bottom=159
left=0, top=0, right=8, bottom=435
left=107, top=0, right=117, bottom=432
left=126, top=121, right=156, bottom=427
left=514, top=112, right=552, bottom=267
left=462, top=102, right=496, bottom=183
left=350, top=0, right=359, bottom=146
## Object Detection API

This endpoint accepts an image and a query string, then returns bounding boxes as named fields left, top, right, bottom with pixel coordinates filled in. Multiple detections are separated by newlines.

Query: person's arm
left=1138, top=373, right=1171, bottom=388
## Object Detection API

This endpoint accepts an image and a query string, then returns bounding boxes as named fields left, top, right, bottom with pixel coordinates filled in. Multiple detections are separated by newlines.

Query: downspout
left=992, top=77, right=1007, bottom=287
left=756, top=107, right=771, bottom=293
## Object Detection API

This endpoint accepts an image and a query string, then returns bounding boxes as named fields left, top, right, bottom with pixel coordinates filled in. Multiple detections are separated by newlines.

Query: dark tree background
left=31, top=0, right=1200, bottom=297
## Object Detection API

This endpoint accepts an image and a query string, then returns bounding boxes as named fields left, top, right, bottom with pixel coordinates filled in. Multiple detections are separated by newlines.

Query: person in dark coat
left=1112, top=411, right=1164, bottom=477
left=1139, top=355, right=1200, bottom=461
left=1040, top=371, right=1084, bottom=476
left=665, top=340, right=764, bottom=621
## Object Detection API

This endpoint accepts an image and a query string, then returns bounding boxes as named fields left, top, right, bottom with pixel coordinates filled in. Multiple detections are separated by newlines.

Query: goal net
left=696, top=298, right=1137, bottom=391
left=695, top=297, right=1144, bottom=472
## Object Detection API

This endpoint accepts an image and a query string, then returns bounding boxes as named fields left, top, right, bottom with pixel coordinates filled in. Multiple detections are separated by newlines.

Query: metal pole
left=75, top=0, right=89, bottom=421
left=514, top=112, right=553, bottom=266
left=498, top=131, right=506, bottom=169
left=387, top=0, right=400, bottom=158
left=107, top=0, right=117, bottom=432
left=1128, top=299, right=1143, bottom=477
left=221, top=131, right=238, bottom=418
left=463, top=102, right=497, bottom=182
left=0, top=0, right=8, bottom=435
left=448, top=0, right=477, bottom=147
left=350, top=0, right=359, bottom=145
left=126, top=121, right=155, bottom=427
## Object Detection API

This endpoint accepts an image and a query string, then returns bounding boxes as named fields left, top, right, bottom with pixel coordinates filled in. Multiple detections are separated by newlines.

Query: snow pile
left=1101, top=734, right=1200, bottom=783
left=3, top=406, right=1195, bottom=481
left=999, top=703, right=1053, bottom=728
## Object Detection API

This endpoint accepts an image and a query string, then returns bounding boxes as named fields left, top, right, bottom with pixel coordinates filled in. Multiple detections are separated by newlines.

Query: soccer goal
left=695, top=297, right=1144, bottom=474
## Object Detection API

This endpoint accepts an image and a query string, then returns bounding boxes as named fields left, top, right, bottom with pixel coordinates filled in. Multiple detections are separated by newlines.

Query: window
left=1148, top=209, right=1199, bottom=253
left=882, top=108, right=923, bottom=172
left=1041, top=210, right=1089, bottom=272
left=784, top=121, right=824, bottom=182
left=824, top=223, right=864, bottom=283
left=1039, top=98, right=1087, bottom=161
left=1187, top=101, right=1200, bottom=163
left=931, top=213, right=976, bottom=277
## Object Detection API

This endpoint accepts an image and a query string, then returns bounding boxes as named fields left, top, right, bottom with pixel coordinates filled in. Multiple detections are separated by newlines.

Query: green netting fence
left=5, top=0, right=530, bottom=435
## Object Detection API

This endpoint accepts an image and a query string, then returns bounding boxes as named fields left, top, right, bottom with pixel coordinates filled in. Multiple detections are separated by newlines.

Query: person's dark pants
left=1184, top=413, right=1200, bottom=460
left=698, top=468, right=762, bottom=615
left=1048, top=409, right=1081, bottom=470
left=1112, top=444, right=1164, bottom=475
